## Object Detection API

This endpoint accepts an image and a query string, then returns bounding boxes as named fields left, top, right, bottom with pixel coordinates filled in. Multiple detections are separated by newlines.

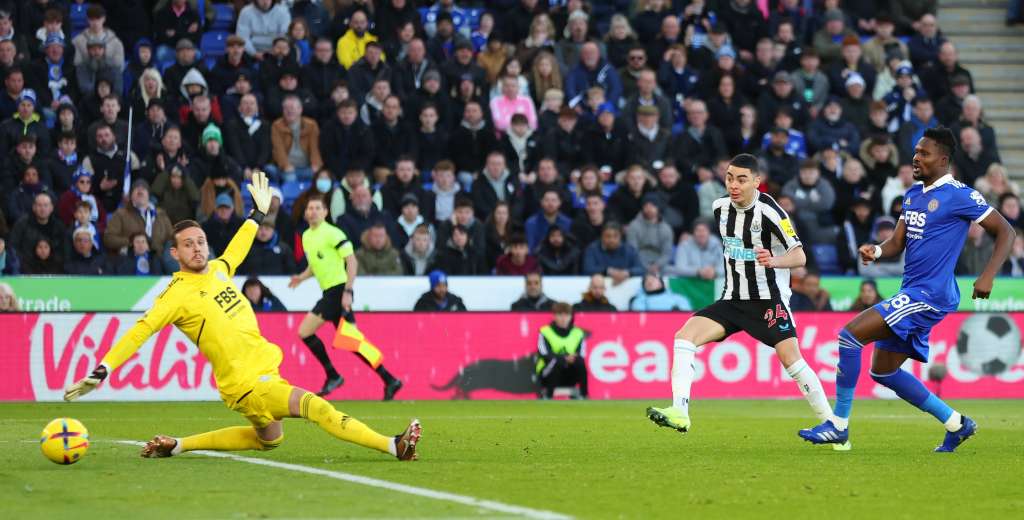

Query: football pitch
left=4, top=399, right=1023, bottom=519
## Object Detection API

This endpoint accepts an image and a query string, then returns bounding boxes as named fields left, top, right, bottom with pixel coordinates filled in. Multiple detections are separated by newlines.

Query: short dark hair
left=602, top=221, right=623, bottom=235
left=508, top=232, right=527, bottom=246
left=923, top=126, right=957, bottom=158
left=800, top=158, right=819, bottom=170
left=454, top=193, right=474, bottom=209
left=306, top=193, right=327, bottom=207
left=172, top=219, right=201, bottom=247
left=337, top=98, right=358, bottom=111
left=729, top=153, right=760, bottom=174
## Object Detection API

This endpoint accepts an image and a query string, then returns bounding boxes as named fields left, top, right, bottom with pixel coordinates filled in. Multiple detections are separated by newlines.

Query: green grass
left=3, top=400, right=1023, bottom=519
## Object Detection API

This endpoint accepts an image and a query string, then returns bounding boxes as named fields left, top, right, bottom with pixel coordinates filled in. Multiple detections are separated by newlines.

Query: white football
left=956, top=314, right=1022, bottom=375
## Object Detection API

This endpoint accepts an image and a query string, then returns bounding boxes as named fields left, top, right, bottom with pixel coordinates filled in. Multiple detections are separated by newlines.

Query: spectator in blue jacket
left=630, top=273, right=692, bottom=311
left=525, top=188, right=572, bottom=253
left=565, top=42, right=623, bottom=108
left=582, top=221, right=644, bottom=285
left=807, top=97, right=861, bottom=155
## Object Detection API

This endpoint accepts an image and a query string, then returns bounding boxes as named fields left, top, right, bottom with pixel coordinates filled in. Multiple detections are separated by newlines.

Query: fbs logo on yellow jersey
left=780, top=218, right=797, bottom=238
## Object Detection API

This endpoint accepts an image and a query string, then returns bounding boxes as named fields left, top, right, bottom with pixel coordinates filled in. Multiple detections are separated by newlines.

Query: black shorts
left=694, top=298, right=797, bottom=347
left=311, top=284, right=355, bottom=325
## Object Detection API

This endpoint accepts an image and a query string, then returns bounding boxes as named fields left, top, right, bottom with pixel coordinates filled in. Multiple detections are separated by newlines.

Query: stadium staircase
left=939, top=0, right=1024, bottom=180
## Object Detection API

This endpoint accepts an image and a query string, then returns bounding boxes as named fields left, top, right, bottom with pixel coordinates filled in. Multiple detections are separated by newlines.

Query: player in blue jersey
left=799, top=127, right=1016, bottom=452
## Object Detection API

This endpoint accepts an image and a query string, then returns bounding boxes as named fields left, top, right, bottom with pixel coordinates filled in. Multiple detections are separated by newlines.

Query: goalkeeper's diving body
left=64, top=172, right=421, bottom=461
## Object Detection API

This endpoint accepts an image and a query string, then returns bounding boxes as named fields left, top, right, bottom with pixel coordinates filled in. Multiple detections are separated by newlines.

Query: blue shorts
left=872, top=290, right=946, bottom=363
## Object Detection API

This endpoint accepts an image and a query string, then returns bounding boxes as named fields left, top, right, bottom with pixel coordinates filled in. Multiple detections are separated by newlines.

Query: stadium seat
left=69, top=3, right=88, bottom=38
left=812, top=244, right=842, bottom=275
left=466, top=8, right=482, bottom=30
left=210, top=3, right=235, bottom=32
left=201, top=31, right=230, bottom=60
left=280, top=180, right=309, bottom=214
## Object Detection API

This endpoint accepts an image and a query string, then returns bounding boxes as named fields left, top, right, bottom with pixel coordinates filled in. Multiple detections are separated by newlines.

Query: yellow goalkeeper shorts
left=226, top=374, right=294, bottom=429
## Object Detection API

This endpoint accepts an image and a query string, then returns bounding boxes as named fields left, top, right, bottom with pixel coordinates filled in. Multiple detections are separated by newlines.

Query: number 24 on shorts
left=763, top=304, right=790, bottom=328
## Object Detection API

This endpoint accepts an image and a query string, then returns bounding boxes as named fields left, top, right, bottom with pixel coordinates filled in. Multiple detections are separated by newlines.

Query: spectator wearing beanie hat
left=0, top=89, right=51, bottom=156
left=198, top=127, right=245, bottom=221
left=413, top=270, right=467, bottom=311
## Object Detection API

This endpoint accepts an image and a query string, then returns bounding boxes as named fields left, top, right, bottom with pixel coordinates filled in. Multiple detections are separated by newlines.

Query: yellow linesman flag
left=332, top=320, right=384, bottom=368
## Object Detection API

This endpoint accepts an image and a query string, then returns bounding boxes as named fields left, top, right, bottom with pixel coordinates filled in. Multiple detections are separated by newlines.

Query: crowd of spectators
left=0, top=0, right=1021, bottom=284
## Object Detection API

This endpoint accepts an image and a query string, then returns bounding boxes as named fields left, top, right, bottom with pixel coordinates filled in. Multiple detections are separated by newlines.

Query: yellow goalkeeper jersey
left=99, top=220, right=283, bottom=401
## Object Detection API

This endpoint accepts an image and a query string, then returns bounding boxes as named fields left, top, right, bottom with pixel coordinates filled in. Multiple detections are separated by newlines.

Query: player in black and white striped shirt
left=647, top=154, right=834, bottom=434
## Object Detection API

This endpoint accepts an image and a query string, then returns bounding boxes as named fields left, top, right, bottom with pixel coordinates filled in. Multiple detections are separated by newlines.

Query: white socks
left=833, top=416, right=849, bottom=431
left=786, top=359, right=833, bottom=423
left=387, top=437, right=398, bottom=456
left=945, top=411, right=963, bottom=432
left=671, top=339, right=698, bottom=414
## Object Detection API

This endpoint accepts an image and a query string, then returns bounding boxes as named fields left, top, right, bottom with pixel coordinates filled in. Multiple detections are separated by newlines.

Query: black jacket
left=224, top=116, right=272, bottom=171
left=672, top=126, right=728, bottom=180
left=320, top=117, right=375, bottom=176
left=238, top=234, right=297, bottom=276
left=428, top=241, right=487, bottom=275
left=201, top=214, right=244, bottom=258
left=448, top=121, right=499, bottom=175
left=380, top=174, right=437, bottom=223
left=371, top=119, right=416, bottom=169
left=584, top=124, right=631, bottom=174
left=413, top=290, right=467, bottom=311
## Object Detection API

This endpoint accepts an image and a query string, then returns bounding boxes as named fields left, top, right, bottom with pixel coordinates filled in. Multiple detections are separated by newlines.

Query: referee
left=289, top=195, right=403, bottom=399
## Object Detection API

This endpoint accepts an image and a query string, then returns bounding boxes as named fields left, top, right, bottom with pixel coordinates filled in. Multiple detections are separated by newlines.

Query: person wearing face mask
left=103, top=179, right=174, bottom=257
left=290, top=168, right=337, bottom=223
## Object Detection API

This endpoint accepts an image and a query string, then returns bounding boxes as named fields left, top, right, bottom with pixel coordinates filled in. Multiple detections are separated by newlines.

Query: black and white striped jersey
left=712, top=193, right=802, bottom=303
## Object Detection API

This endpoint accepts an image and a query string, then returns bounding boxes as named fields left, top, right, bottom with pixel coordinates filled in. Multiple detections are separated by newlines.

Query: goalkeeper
left=64, top=172, right=421, bottom=461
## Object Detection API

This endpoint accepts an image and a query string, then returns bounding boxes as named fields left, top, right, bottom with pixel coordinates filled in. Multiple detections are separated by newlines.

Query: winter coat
left=625, top=214, right=674, bottom=271
left=582, top=241, right=645, bottom=277
left=271, top=116, right=323, bottom=172
left=103, top=205, right=174, bottom=255
left=630, top=287, right=692, bottom=311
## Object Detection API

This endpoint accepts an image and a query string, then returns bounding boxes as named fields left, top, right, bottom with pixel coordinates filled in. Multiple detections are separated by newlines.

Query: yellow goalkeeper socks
left=299, top=392, right=394, bottom=455
left=179, top=426, right=266, bottom=452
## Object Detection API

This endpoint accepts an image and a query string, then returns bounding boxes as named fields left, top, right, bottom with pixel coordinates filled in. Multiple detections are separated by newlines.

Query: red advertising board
left=1, top=312, right=1021, bottom=401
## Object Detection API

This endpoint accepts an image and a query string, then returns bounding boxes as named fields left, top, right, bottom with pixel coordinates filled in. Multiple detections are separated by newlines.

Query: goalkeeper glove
left=64, top=365, right=108, bottom=402
left=247, top=170, right=273, bottom=224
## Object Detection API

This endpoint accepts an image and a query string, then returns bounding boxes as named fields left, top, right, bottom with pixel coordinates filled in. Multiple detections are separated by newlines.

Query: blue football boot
left=799, top=420, right=851, bottom=451
left=935, top=416, right=977, bottom=453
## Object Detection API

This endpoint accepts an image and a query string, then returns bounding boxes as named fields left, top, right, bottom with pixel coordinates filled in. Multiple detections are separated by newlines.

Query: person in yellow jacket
left=336, top=10, right=379, bottom=69
left=63, top=172, right=421, bottom=461
left=536, top=302, right=589, bottom=399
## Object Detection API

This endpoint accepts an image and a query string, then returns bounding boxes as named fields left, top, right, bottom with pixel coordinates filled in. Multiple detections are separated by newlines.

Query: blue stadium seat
left=201, top=31, right=230, bottom=60
left=210, top=3, right=235, bottom=32
left=466, top=8, right=482, bottom=30
left=812, top=244, right=842, bottom=275
left=418, top=7, right=429, bottom=25
left=69, top=3, right=88, bottom=38
left=280, top=180, right=309, bottom=214
left=241, top=181, right=253, bottom=214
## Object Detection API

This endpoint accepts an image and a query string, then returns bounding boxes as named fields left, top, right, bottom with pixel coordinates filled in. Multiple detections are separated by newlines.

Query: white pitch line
left=115, top=441, right=570, bottom=520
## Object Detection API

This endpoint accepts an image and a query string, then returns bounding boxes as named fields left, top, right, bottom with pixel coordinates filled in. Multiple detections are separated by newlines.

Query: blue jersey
left=899, top=174, right=993, bottom=311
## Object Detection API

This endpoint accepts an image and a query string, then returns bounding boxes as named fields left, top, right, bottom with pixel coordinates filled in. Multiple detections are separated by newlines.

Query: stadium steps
left=941, top=0, right=1024, bottom=179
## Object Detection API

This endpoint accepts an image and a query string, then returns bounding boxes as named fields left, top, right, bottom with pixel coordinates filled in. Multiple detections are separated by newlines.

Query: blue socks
left=833, top=329, right=863, bottom=424
left=871, top=369, right=955, bottom=423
